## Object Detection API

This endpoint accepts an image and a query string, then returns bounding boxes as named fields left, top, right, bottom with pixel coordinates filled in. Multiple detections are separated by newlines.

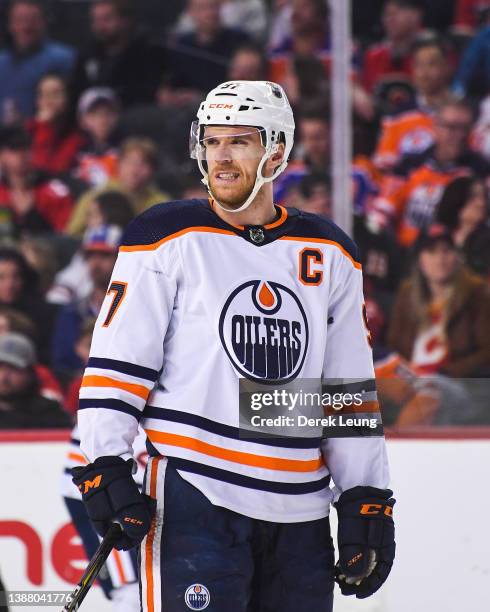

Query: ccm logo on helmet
left=209, top=103, right=234, bottom=109
left=360, top=503, right=393, bottom=517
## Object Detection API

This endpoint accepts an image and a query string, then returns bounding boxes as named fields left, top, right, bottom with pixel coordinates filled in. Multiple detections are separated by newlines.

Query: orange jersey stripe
left=67, top=452, right=88, bottom=464
left=119, top=226, right=236, bottom=252
left=120, top=224, right=361, bottom=271
left=324, top=400, right=380, bottom=415
left=145, top=457, right=160, bottom=612
left=81, top=375, right=150, bottom=400
left=145, top=430, right=324, bottom=473
left=279, top=235, right=362, bottom=269
left=264, top=205, right=288, bottom=229
left=112, top=549, right=127, bottom=584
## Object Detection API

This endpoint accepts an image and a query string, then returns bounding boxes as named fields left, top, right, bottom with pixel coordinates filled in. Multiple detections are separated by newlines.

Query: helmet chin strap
left=199, top=148, right=276, bottom=214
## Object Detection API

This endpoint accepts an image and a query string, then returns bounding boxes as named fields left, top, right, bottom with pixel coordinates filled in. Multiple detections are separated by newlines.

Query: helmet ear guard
left=191, top=81, right=295, bottom=213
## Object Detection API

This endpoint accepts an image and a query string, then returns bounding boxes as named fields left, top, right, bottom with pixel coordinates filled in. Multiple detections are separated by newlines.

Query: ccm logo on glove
left=72, top=456, right=156, bottom=550
left=360, top=503, right=393, bottom=516
left=335, top=485, right=396, bottom=599
left=78, top=474, right=102, bottom=493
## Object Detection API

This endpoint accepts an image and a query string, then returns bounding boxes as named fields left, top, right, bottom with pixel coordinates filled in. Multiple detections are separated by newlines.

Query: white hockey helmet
left=190, top=80, right=295, bottom=213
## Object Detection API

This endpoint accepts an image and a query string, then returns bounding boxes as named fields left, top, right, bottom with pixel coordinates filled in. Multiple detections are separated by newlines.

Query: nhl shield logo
left=219, top=280, right=309, bottom=383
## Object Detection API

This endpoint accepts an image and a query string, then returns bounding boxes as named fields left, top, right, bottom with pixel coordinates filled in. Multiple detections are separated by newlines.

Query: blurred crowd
left=0, top=0, right=488, bottom=430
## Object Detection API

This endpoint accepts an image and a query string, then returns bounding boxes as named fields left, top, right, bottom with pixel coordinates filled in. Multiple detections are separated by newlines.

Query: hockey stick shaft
left=62, top=523, right=122, bottom=611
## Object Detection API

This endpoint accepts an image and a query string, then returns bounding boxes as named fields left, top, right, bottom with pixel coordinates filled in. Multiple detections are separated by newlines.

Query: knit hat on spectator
left=82, top=225, right=123, bottom=253
left=78, top=87, right=120, bottom=116
left=417, top=224, right=455, bottom=252
left=0, top=333, right=36, bottom=369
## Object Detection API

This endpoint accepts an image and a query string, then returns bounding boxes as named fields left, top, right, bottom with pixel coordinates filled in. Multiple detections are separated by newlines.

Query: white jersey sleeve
left=78, top=217, right=179, bottom=463
left=321, top=244, right=390, bottom=500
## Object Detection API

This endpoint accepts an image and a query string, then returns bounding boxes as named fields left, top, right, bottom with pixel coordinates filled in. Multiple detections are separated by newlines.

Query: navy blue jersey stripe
left=87, top=357, right=158, bottom=382
left=143, top=405, right=321, bottom=449
left=168, top=457, right=330, bottom=495
left=79, top=398, right=142, bottom=421
left=70, top=437, right=81, bottom=446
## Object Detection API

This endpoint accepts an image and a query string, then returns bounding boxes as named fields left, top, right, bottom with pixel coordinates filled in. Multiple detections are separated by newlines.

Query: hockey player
left=72, top=81, right=396, bottom=611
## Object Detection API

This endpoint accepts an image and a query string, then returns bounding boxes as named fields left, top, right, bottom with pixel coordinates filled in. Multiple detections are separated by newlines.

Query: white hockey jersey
left=78, top=199, right=390, bottom=522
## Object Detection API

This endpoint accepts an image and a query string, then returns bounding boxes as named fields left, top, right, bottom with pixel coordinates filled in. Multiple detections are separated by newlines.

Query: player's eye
left=231, top=138, right=248, bottom=145
left=204, top=138, right=219, bottom=147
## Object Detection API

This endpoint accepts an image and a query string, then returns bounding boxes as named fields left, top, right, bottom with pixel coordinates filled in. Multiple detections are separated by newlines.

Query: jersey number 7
left=102, top=281, right=127, bottom=327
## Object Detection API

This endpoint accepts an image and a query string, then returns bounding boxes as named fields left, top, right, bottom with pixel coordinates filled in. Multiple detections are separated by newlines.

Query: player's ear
left=264, top=142, right=285, bottom=177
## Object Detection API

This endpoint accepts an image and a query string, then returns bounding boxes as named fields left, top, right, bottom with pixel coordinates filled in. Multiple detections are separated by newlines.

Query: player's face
left=205, top=126, right=265, bottom=209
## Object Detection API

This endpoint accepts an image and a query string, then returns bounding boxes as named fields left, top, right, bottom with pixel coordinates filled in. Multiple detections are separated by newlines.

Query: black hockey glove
left=334, top=486, right=395, bottom=599
left=72, top=456, right=156, bottom=551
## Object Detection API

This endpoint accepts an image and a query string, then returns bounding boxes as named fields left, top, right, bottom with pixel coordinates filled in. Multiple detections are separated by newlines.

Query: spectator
left=67, top=137, right=168, bottom=236
left=268, top=0, right=292, bottom=52
left=19, top=236, right=58, bottom=295
left=0, top=305, right=63, bottom=404
left=0, top=247, right=58, bottom=364
left=72, top=0, right=167, bottom=107
left=387, top=224, right=490, bottom=376
left=276, top=54, right=330, bottom=108
left=48, top=191, right=134, bottom=305
left=274, top=100, right=330, bottom=203
left=373, top=99, right=490, bottom=247
left=220, top=0, right=268, bottom=42
left=0, top=305, right=36, bottom=338
left=74, top=88, right=121, bottom=188
left=436, top=175, right=490, bottom=277
left=374, top=37, right=453, bottom=170
left=269, top=0, right=329, bottom=57
left=268, top=0, right=333, bottom=85
left=268, top=0, right=371, bottom=118
left=167, top=0, right=251, bottom=95
left=85, top=189, right=134, bottom=231
left=26, top=73, right=85, bottom=176
left=0, top=332, right=70, bottom=428
left=176, top=0, right=268, bottom=43
left=363, top=0, right=424, bottom=93
left=0, top=126, right=74, bottom=235
left=297, top=172, right=331, bottom=216
left=453, top=11, right=490, bottom=98
left=0, top=0, right=75, bottom=122
left=453, top=0, right=490, bottom=32
left=52, top=225, right=121, bottom=379
left=228, top=44, right=268, bottom=82
left=64, top=318, right=96, bottom=415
